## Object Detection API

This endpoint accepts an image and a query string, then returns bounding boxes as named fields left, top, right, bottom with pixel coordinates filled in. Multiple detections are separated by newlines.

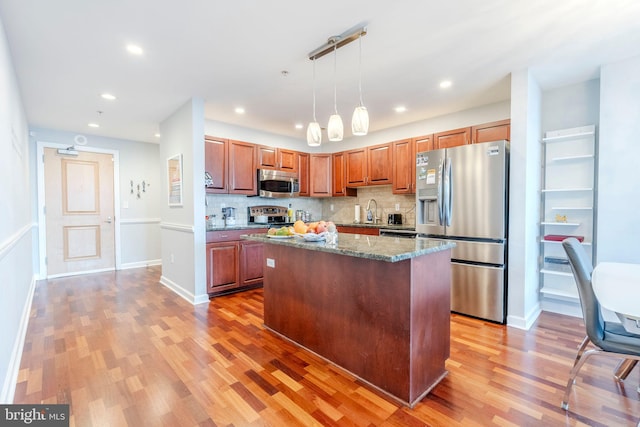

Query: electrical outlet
left=266, top=258, right=275, bottom=268
left=170, top=253, right=174, bottom=263
left=395, top=203, right=400, bottom=211
left=330, top=204, right=334, bottom=211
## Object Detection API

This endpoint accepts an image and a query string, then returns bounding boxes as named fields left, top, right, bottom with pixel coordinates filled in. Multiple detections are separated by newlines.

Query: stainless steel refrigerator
left=415, top=140, right=509, bottom=323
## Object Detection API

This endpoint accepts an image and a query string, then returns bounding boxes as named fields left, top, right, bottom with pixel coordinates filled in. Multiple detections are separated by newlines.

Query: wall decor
left=167, top=154, right=183, bottom=206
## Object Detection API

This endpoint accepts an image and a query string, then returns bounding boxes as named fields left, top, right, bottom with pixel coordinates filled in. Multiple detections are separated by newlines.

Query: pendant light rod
left=308, top=25, right=367, bottom=61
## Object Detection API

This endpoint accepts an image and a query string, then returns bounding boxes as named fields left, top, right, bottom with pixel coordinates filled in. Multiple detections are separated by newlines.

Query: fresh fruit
left=276, top=226, right=291, bottom=236
left=267, top=228, right=277, bottom=235
left=315, top=220, right=327, bottom=234
left=293, top=220, right=308, bottom=234
left=307, top=222, right=319, bottom=233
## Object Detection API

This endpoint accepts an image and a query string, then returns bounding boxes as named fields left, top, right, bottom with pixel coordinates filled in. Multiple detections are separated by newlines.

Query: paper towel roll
left=354, top=204, right=360, bottom=223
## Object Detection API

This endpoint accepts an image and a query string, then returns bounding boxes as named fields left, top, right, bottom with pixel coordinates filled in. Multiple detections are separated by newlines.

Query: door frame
left=36, top=141, right=122, bottom=278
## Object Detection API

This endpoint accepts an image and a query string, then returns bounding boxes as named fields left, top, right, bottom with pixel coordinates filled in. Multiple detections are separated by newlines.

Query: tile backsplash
left=205, top=185, right=415, bottom=227
left=320, top=185, right=415, bottom=226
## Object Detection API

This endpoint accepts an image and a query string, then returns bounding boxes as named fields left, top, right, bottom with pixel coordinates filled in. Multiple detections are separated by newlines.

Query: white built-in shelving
left=539, top=125, right=597, bottom=309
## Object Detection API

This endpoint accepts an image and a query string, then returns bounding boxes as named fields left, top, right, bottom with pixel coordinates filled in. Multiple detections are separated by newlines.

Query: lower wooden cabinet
left=206, top=228, right=267, bottom=296
left=336, top=226, right=380, bottom=236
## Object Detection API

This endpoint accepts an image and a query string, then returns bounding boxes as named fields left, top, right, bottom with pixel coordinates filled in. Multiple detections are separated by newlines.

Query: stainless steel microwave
left=257, top=169, right=299, bottom=198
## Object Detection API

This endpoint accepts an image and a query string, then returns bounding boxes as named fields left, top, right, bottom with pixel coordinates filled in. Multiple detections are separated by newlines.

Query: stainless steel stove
left=247, top=205, right=292, bottom=226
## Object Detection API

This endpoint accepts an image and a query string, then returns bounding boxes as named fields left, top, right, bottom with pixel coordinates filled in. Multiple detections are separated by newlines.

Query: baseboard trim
left=119, top=259, right=162, bottom=270
left=159, top=275, right=209, bottom=305
left=1, top=275, right=37, bottom=404
left=506, top=302, right=542, bottom=330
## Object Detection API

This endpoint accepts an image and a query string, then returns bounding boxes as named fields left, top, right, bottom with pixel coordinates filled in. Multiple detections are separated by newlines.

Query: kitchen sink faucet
left=366, top=198, right=380, bottom=224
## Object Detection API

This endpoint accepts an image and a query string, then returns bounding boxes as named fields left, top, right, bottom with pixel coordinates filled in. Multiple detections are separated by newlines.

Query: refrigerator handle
left=437, top=159, right=444, bottom=225
left=444, top=157, right=452, bottom=226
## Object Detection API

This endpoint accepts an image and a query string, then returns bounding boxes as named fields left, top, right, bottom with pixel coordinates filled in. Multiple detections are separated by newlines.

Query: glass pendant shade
left=306, top=121, right=322, bottom=146
left=328, top=114, right=343, bottom=141
left=351, top=105, right=369, bottom=136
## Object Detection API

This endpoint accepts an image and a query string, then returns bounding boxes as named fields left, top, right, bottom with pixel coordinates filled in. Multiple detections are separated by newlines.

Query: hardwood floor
left=14, top=266, right=640, bottom=426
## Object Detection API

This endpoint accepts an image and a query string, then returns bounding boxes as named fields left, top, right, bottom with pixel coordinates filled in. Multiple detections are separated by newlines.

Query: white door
left=43, top=148, right=115, bottom=276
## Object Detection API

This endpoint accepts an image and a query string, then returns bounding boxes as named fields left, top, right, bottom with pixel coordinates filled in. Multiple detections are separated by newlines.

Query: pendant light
left=351, top=33, right=369, bottom=136
left=306, top=57, right=322, bottom=146
left=327, top=43, right=343, bottom=142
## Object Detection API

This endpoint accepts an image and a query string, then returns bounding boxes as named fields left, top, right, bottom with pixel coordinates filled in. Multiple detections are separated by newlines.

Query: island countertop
left=243, top=233, right=454, bottom=263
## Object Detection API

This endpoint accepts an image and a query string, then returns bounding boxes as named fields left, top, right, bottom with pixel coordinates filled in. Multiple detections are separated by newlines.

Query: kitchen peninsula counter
left=245, top=233, right=454, bottom=407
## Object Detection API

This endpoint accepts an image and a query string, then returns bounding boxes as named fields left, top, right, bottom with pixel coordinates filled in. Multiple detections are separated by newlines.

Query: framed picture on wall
left=167, top=154, right=183, bottom=206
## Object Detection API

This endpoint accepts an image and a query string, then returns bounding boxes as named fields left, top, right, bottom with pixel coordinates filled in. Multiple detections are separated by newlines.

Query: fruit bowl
left=295, top=232, right=327, bottom=242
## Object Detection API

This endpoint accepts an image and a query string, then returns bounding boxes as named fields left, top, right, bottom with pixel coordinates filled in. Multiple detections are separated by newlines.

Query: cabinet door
left=278, top=149, right=297, bottom=172
left=228, top=140, right=257, bottom=195
left=471, top=119, right=510, bottom=144
left=257, top=146, right=277, bottom=169
left=332, top=152, right=347, bottom=196
left=206, top=242, right=239, bottom=293
left=434, top=127, right=470, bottom=149
left=367, top=143, right=392, bottom=185
left=392, top=138, right=415, bottom=194
left=346, top=148, right=367, bottom=186
left=413, top=134, right=434, bottom=153
left=297, top=152, right=310, bottom=196
left=239, top=240, right=264, bottom=286
left=309, top=153, right=332, bottom=197
left=205, top=136, right=227, bottom=193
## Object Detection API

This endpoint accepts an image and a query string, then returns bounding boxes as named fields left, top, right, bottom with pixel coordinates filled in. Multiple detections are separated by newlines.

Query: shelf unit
left=539, top=125, right=596, bottom=312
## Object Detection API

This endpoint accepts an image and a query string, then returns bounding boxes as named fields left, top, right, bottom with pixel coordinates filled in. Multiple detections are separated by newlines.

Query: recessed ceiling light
left=234, top=107, right=245, bottom=114
left=295, top=123, right=303, bottom=130
left=394, top=106, right=407, bottom=113
left=88, top=123, right=100, bottom=128
left=154, top=133, right=161, bottom=138
left=101, top=93, right=116, bottom=100
left=126, top=44, right=144, bottom=55
left=439, top=80, right=452, bottom=89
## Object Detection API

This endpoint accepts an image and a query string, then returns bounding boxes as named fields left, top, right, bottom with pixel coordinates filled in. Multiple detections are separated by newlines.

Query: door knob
left=105, top=216, right=113, bottom=223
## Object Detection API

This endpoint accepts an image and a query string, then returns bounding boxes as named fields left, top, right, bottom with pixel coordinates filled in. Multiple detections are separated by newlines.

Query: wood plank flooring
left=14, top=266, right=640, bottom=426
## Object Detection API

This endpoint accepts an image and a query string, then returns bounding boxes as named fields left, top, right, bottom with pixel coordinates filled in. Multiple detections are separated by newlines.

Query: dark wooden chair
left=561, top=237, right=640, bottom=410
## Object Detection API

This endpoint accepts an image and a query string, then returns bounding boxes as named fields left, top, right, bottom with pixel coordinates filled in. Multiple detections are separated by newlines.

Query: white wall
left=598, top=55, right=640, bottom=263
left=159, top=98, right=208, bottom=304
left=542, top=80, right=600, bottom=132
left=29, top=127, right=162, bottom=269
left=0, top=17, right=35, bottom=403
left=507, top=69, right=542, bottom=329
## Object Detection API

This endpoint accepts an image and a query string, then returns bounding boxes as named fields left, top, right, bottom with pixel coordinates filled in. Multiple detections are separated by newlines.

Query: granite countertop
left=206, top=223, right=270, bottom=232
left=335, top=222, right=416, bottom=231
left=207, top=223, right=415, bottom=232
left=243, top=232, right=454, bottom=263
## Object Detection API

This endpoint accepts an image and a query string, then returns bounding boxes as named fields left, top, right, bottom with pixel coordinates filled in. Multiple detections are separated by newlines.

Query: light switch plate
left=266, top=258, right=275, bottom=268
left=395, top=203, right=400, bottom=211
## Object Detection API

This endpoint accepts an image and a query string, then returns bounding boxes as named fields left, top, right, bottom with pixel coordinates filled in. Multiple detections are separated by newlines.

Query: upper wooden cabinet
left=434, top=127, right=471, bottom=149
left=297, top=152, right=310, bottom=196
left=392, top=138, right=415, bottom=194
left=257, top=146, right=297, bottom=172
left=205, top=136, right=257, bottom=195
left=413, top=134, right=434, bottom=153
left=345, top=143, right=392, bottom=187
left=205, top=136, right=227, bottom=194
left=309, top=153, right=332, bottom=197
left=471, top=119, right=510, bottom=144
left=332, top=152, right=356, bottom=197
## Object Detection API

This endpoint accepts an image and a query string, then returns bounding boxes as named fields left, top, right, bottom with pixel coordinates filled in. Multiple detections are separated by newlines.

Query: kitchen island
left=243, top=233, right=455, bottom=407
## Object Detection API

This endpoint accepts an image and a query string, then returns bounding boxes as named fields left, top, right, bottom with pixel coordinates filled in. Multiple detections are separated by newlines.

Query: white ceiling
left=1, top=0, right=640, bottom=144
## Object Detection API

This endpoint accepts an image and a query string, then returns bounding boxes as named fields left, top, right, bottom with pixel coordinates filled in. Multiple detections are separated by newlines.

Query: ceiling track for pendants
left=308, top=24, right=367, bottom=61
